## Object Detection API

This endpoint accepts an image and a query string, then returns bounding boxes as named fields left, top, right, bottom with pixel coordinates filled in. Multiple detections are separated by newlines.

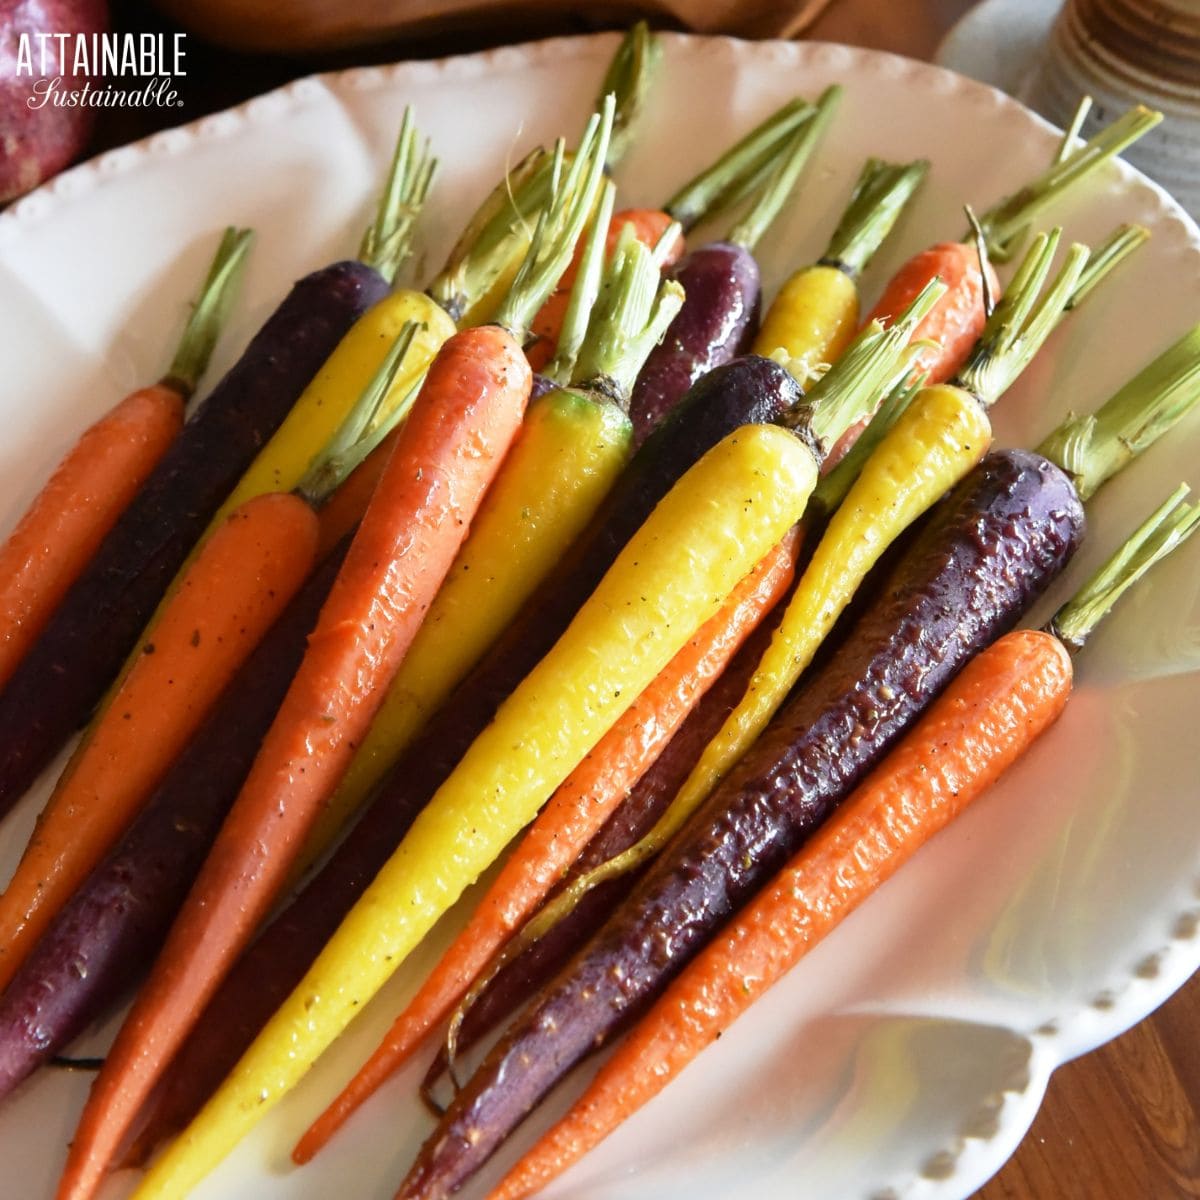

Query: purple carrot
left=0, top=262, right=387, bottom=815
left=396, top=449, right=1086, bottom=1199
left=0, top=538, right=350, bottom=1102
left=129, top=353, right=805, bottom=1155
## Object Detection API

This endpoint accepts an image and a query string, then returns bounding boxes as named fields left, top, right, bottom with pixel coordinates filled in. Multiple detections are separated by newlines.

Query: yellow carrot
left=130, top=421, right=818, bottom=1200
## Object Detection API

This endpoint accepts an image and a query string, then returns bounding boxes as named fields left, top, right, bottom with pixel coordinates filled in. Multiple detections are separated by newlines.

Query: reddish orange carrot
left=525, top=209, right=683, bottom=372
left=0, top=386, right=183, bottom=692
left=0, top=491, right=319, bottom=996
left=488, top=483, right=1200, bottom=1200
left=0, top=230, right=253, bottom=695
left=864, top=241, right=1000, bottom=385
left=491, top=628, right=1073, bottom=1199
left=52, top=322, right=533, bottom=1200
left=292, top=528, right=799, bottom=1163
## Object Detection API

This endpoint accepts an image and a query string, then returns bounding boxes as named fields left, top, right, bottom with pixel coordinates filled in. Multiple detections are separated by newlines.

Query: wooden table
left=86, top=2, right=1200, bottom=1195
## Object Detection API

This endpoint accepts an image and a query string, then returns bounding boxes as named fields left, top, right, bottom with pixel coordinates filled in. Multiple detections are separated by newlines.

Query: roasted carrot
left=865, top=104, right=1159, bottom=384
left=0, top=324, right=432, bottom=997
left=308, top=191, right=684, bottom=857
left=608, top=231, right=1085, bottom=879
left=293, top=532, right=800, bottom=1159
left=0, top=491, right=318, bottom=996
left=52, top=106, right=615, bottom=1200
left=0, top=388, right=181, bottom=692
left=489, top=487, right=1200, bottom=1200
left=0, top=229, right=250, bottom=694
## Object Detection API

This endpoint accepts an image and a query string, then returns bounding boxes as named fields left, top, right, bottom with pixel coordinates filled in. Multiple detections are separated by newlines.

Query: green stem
left=1055, top=95, right=1093, bottom=165
left=1036, top=321, right=1200, bottom=503
left=953, top=229, right=1089, bottom=407
left=541, top=179, right=617, bottom=388
left=357, top=107, right=438, bottom=286
left=728, top=85, right=841, bottom=252
left=664, top=97, right=814, bottom=232
left=810, top=370, right=925, bottom=516
left=1049, top=484, right=1200, bottom=651
left=573, top=224, right=685, bottom=399
left=162, top=227, right=254, bottom=398
left=820, top=157, right=929, bottom=281
left=425, top=146, right=557, bottom=324
left=800, top=276, right=945, bottom=456
left=975, top=104, right=1161, bottom=261
left=295, top=322, right=421, bottom=506
left=599, top=21, right=662, bottom=172
left=494, top=96, right=615, bottom=344
left=1061, top=222, right=1149, bottom=317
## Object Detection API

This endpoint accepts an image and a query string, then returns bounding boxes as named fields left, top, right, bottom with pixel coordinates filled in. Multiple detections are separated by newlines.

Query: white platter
left=1, top=30, right=1199, bottom=1200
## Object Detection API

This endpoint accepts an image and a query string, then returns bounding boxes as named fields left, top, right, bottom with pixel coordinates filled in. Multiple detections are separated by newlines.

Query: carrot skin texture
left=397, top=449, right=1085, bottom=1200
left=864, top=241, right=1001, bottom=385
left=0, top=492, right=320, bottom=995
left=0, top=384, right=184, bottom=692
left=424, top=583, right=793, bottom=1082
left=297, top=535, right=800, bottom=1152
left=0, top=538, right=348, bottom=1103
left=53, top=325, right=531, bottom=1200
left=128, top=356, right=799, bottom=1160
left=628, top=243, right=761, bottom=446
left=492, top=629, right=1075, bottom=1200
left=0, top=261, right=387, bottom=816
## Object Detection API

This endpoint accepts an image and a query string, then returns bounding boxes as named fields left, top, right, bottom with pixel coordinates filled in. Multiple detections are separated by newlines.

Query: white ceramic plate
left=1, top=31, right=1198, bottom=1200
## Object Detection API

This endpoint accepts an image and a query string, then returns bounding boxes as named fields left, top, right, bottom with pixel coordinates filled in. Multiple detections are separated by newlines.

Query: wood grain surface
left=78, top=2, right=1200, bottom=1197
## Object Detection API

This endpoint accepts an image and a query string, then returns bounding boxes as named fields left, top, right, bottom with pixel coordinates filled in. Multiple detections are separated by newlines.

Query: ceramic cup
left=1021, top=0, right=1200, bottom=217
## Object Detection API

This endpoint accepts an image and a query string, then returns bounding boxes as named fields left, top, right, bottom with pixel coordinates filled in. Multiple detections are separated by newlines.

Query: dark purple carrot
left=419, top=592, right=790, bottom=1102
left=0, top=537, right=350, bottom=1104
left=629, top=86, right=840, bottom=445
left=128, top=351, right=806, bottom=1156
left=0, top=261, right=387, bottom=817
left=394, top=449, right=1086, bottom=1199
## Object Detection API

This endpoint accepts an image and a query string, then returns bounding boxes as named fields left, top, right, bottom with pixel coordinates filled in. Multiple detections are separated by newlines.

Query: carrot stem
left=1051, top=484, right=1200, bottom=650
left=977, top=104, right=1161, bottom=259
left=495, top=97, right=615, bottom=343
left=295, top=322, right=421, bottom=505
left=600, top=21, right=662, bottom=171
left=162, top=228, right=254, bottom=398
left=953, top=229, right=1089, bottom=405
left=728, top=85, right=840, bottom=252
left=542, top=180, right=617, bottom=387
left=573, top=223, right=685, bottom=398
left=810, top=369, right=925, bottom=516
left=663, top=97, right=814, bottom=232
left=426, top=146, right=555, bottom=323
left=819, top=157, right=929, bottom=281
left=1062, top=222, right=1150, bottom=317
left=1037, top=320, right=1200, bottom=502
left=357, top=107, right=438, bottom=286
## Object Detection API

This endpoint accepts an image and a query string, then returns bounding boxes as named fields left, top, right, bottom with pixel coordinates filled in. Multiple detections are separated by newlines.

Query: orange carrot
left=0, top=491, right=318, bottom=996
left=292, top=528, right=799, bottom=1164
left=53, top=325, right=532, bottom=1200
left=525, top=209, right=684, bottom=372
left=0, top=386, right=183, bottom=692
left=489, top=627, right=1075, bottom=1200
left=864, top=241, right=1001, bottom=386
